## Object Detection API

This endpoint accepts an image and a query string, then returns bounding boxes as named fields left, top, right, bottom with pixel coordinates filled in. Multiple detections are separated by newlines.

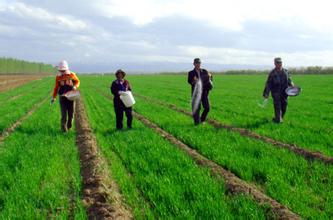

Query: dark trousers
left=59, top=96, right=74, bottom=131
left=114, top=99, right=132, bottom=129
left=272, top=94, right=288, bottom=122
left=192, top=90, right=210, bottom=125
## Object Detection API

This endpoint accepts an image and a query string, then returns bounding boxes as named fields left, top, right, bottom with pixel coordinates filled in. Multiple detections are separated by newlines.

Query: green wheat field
left=0, top=74, right=332, bottom=219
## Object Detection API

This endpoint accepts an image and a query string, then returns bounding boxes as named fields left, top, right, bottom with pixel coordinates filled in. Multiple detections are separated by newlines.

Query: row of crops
left=79, top=75, right=332, bottom=219
left=0, top=78, right=86, bottom=218
left=0, top=58, right=56, bottom=74
left=0, top=74, right=332, bottom=219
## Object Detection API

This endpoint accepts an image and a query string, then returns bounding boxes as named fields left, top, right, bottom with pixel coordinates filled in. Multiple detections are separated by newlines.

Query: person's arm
left=188, top=71, right=193, bottom=85
left=188, top=71, right=198, bottom=85
left=263, top=72, right=273, bottom=98
left=52, top=76, right=59, bottom=99
left=111, top=81, right=118, bottom=96
left=203, top=69, right=212, bottom=81
left=126, top=80, right=132, bottom=91
left=286, top=70, right=294, bottom=86
left=71, top=72, right=80, bottom=89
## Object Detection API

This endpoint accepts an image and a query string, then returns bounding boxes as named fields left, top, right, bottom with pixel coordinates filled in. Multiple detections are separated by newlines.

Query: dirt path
left=135, top=94, right=333, bottom=165
left=0, top=96, right=48, bottom=143
left=133, top=111, right=300, bottom=219
left=75, top=98, right=133, bottom=220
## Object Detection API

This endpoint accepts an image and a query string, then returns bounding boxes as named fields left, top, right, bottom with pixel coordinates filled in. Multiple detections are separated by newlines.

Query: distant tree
left=0, top=57, right=56, bottom=75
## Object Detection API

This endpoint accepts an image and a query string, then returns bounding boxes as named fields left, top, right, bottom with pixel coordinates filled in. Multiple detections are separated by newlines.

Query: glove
left=50, top=97, right=55, bottom=105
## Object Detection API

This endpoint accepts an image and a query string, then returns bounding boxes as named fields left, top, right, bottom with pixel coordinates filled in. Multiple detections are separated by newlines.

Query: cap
left=193, top=58, right=201, bottom=64
left=274, top=57, right=282, bottom=63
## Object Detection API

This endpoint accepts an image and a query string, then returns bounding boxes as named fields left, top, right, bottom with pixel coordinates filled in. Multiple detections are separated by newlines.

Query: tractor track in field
left=0, top=95, right=48, bottom=143
left=133, top=111, right=300, bottom=220
left=75, top=98, right=133, bottom=220
left=135, top=94, right=333, bottom=165
left=84, top=92, right=158, bottom=218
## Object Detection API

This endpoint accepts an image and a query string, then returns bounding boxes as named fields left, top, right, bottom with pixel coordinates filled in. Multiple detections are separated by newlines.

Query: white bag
left=120, top=91, right=136, bottom=107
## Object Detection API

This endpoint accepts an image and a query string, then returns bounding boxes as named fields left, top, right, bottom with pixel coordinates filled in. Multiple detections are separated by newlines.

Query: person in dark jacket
left=263, top=57, right=293, bottom=123
left=188, top=58, right=213, bottom=125
left=110, top=69, right=133, bottom=129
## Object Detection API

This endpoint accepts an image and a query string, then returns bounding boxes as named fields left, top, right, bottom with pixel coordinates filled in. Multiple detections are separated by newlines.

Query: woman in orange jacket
left=51, top=60, right=80, bottom=132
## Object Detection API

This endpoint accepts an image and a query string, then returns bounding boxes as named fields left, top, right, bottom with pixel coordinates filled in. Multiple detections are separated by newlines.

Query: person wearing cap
left=110, top=69, right=133, bottom=129
left=188, top=58, right=213, bottom=125
left=263, top=57, right=293, bottom=123
left=51, top=60, right=80, bottom=132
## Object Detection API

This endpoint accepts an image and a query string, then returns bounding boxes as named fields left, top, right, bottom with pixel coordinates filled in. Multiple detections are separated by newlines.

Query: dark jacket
left=188, top=68, right=213, bottom=93
left=111, top=79, right=132, bottom=101
left=263, top=68, right=293, bottom=98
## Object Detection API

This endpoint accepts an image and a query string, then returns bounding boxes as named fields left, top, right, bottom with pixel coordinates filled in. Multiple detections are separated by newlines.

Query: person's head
left=193, top=58, right=201, bottom=69
left=58, top=60, right=70, bottom=74
left=274, top=57, right=282, bottom=70
left=115, top=69, right=126, bottom=80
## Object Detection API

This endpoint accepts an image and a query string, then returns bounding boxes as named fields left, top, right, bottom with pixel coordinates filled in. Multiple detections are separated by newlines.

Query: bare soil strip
left=75, top=98, right=133, bottom=220
left=136, top=94, right=333, bottom=165
left=133, top=111, right=300, bottom=219
left=0, top=75, right=46, bottom=92
left=0, top=96, right=48, bottom=143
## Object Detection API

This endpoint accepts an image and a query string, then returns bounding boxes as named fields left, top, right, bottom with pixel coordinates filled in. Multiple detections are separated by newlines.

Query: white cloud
left=96, top=0, right=333, bottom=33
left=4, top=2, right=88, bottom=31
left=1, top=0, right=333, bottom=71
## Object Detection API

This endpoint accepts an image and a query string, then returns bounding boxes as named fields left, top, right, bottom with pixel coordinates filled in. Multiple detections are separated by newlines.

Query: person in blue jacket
left=110, top=69, right=133, bottom=129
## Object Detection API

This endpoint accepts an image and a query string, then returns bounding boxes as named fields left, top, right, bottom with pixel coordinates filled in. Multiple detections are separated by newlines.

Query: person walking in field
left=111, top=69, right=133, bottom=130
left=263, top=57, right=294, bottom=123
left=188, top=58, right=213, bottom=125
left=51, top=60, right=80, bottom=132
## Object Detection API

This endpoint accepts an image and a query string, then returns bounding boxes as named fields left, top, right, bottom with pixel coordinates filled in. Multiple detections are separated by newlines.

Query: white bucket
left=120, top=91, right=136, bottom=107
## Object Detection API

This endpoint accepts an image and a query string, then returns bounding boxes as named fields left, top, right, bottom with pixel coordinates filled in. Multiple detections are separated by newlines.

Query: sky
left=0, top=0, right=333, bottom=72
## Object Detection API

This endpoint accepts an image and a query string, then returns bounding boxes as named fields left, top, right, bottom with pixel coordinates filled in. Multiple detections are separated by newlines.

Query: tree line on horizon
left=0, top=57, right=56, bottom=75
left=223, top=66, right=333, bottom=75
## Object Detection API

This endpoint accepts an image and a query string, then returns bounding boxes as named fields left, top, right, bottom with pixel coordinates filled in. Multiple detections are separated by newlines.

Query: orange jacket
left=52, top=72, right=80, bottom=98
